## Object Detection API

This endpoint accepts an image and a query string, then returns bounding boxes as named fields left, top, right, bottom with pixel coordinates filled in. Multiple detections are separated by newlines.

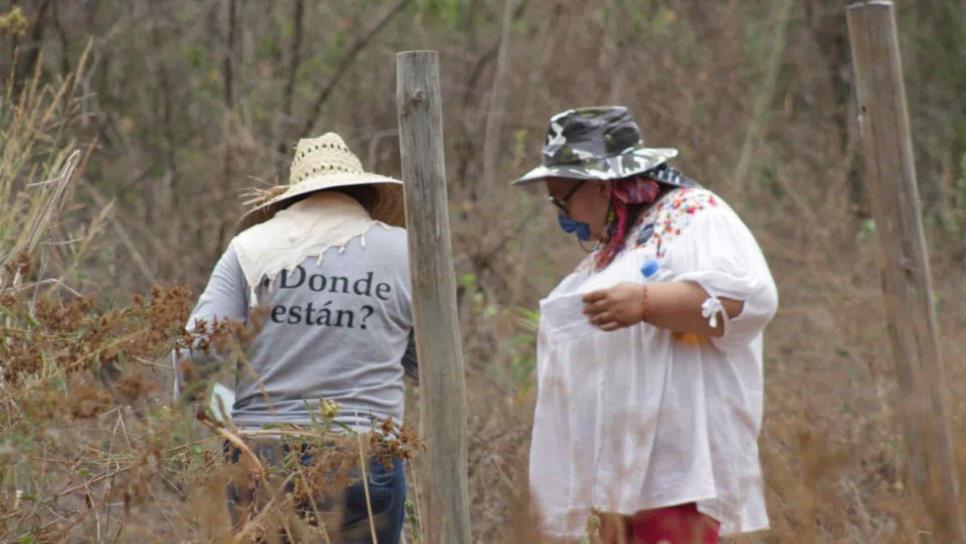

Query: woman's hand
left=582, top=282, right=645, bottom=331
left=583, top=281, right=745, bottom=336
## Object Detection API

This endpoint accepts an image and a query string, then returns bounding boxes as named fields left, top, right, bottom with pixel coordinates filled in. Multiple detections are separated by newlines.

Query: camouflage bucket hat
left=513, top=106, right=681, bottom=186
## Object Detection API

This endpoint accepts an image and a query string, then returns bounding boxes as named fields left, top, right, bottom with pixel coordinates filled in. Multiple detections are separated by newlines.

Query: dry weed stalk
left=3, top=1, right=964, bottom=541
left=0, top=43, right=425, bottom=543
left=1, top=277, right=426, bottom=542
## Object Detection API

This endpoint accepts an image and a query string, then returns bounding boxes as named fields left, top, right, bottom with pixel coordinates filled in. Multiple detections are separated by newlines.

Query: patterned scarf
left=594, top=176, right=662, bottom=270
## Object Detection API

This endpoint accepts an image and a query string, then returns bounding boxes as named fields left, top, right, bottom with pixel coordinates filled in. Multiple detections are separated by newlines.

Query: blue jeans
left=225, top=441, right=407, bottom=544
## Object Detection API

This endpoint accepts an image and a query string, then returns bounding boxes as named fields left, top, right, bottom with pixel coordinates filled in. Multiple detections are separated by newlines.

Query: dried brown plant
left=2, top=1, right=966, bottom=542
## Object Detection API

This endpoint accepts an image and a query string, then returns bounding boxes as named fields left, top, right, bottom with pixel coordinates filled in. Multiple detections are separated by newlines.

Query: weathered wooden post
left=846, top=2, right=966, bottom=541
left=395, top=50, right=472, bottom=543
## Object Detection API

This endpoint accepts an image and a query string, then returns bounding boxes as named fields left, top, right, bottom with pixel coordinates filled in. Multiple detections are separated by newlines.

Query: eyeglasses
left=548, top=180, right=587, bottom=214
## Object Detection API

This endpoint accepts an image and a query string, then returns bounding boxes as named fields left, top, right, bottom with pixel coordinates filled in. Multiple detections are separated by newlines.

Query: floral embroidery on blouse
left=673, top=331, right=705, bottom=346
left=629, top=188, right=719, bottom=258
left=572, top=188, right=720, bottom=273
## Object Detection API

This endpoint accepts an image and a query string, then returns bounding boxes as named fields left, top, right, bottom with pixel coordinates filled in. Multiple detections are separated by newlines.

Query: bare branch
left=480, top=0, right=516, bottom=198
left=222, top=0, right=238, bottom=108
left=282, top=0, right=304, bottom=120
left=298, top=0, right=412, bottom=139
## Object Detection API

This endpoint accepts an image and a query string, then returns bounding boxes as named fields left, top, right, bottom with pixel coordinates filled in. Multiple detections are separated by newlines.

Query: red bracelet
left=641, top=284, right=650, bottom=323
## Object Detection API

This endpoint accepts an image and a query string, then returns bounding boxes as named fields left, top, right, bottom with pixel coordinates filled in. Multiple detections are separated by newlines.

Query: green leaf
left=863, top=219, right=876, bottom=234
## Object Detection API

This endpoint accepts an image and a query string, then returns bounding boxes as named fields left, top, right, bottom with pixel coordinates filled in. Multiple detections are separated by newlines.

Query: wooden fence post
left=846, top=2, right=966, bottom=541
left=395, top=50, right=472, bottom=543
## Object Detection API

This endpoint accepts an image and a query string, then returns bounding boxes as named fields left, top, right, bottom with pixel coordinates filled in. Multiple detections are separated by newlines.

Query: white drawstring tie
left=701, top=296, right=726, bottom=329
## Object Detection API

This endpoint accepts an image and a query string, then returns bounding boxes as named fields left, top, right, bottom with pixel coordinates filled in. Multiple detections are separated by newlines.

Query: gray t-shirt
left=176, top=225, right=415, bottom=430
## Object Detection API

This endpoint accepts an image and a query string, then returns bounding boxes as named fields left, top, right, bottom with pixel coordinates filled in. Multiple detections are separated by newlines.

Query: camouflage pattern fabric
left=514, top=106, right=685, bottom=186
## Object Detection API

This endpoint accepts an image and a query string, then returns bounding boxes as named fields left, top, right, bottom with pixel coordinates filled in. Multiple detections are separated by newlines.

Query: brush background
left=2, top=0, right=965, bottom=542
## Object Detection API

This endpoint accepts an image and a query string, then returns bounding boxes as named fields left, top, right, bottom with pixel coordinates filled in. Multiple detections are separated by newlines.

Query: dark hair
left=595, top=176, right=670, bottom=270
left=332, top=185, right=377, bottom=209
left=280, top=185, right=377, bottom=214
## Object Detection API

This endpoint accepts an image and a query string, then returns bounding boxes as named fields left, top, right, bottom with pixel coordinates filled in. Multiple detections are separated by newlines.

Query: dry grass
left=2, top=1, right=965, bottom=542
left=0, top=47, right=424, bottom=543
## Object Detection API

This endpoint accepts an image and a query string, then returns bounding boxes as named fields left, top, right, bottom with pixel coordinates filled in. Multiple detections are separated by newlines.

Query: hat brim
left=236, top=172, right=405, bottom=234
left=513, top=146, right=679, bottom=186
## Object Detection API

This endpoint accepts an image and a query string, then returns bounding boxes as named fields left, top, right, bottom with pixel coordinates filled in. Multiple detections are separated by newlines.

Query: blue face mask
left=558, top=214, right=591, bottom=241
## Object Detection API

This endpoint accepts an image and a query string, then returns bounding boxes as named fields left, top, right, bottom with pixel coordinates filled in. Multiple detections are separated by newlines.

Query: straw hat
left=236, top=133, right=404, bottom=233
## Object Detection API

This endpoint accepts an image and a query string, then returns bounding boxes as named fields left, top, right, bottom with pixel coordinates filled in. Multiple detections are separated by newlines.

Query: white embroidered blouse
left=529, top=187, right=779, bottom=539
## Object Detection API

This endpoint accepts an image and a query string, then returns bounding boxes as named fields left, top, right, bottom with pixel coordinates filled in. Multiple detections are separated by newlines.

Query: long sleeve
left=401, top=331, right=418, bottom=383
left=668, top=205, right=778, bottom=353
left=172, top=243, right=249, bottom=399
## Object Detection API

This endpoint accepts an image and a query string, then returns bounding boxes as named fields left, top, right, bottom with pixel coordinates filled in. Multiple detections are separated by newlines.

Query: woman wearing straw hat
left=516, top=107, right=778, bottom=543
left=175, top=133, right=414, bottom=543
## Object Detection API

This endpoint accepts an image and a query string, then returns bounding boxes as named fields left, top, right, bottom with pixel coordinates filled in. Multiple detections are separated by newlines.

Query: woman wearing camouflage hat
left=517, top=107, right=778, bottom=543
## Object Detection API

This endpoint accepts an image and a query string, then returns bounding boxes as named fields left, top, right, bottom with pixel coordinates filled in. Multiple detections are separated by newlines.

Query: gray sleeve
left=172, top=243, right=249, bottom=400
left=392, top=229, right=418, bottom=384
left=402, top=331, right=418, bottom=384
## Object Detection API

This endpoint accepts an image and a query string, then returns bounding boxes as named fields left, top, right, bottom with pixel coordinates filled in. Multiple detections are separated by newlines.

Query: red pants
left=624, top=503, right=720, bottom=544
